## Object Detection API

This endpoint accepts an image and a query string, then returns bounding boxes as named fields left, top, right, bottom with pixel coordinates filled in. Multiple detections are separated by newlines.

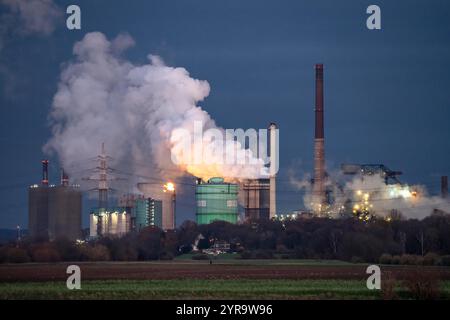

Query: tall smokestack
left=163, top=182, right=176, bottom=231
left=442, top=176, right=448, bottom=198
left=269, top=122, right=278, bottom=218
left=313, top=64, right=326, bottom=214
left=41, top=160, right=49, bottom=186
left=61, top=168, right=69, bottom=186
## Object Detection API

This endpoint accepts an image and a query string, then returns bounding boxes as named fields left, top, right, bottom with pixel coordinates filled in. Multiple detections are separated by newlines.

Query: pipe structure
left=269, top=122, right=278, bottom=218
left=442, top=176, right=448, bottom=198
left=61, top=168, right=69, bottom=186
left=41, top=160, right=49, bottom=186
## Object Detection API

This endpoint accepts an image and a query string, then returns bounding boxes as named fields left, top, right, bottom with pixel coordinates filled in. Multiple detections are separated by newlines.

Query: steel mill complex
left=26, top=63, right=448, bottom=239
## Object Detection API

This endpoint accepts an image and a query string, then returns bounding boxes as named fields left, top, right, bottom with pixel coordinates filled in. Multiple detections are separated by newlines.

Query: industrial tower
left=83, top=143, right=118, bottom=236
left=313, top=64, right=327, bottom=214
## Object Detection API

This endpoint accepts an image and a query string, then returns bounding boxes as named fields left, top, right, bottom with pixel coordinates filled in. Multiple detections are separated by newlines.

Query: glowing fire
left=164, top=182, right=175, bottom=192
left=353, top=190, right=372, bottom=221
left=352, top=184, right=420, bottom=221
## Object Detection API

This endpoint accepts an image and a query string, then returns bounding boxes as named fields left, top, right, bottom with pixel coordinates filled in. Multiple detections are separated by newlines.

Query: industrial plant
left=86, top=145, right=176, bottom=237
left=27, top=63, right=449, bottom=240
left=28, top=160, right=82, bottom=241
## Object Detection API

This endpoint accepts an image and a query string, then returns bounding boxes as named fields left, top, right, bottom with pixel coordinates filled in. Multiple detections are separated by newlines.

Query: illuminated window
left=226, top=200, right=237, bottom=207
left=197, top=200, right=206, bottom=207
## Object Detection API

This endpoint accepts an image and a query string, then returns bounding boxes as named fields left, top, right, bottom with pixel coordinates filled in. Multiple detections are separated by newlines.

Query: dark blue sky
left=1, top=0, right=449, bottom=228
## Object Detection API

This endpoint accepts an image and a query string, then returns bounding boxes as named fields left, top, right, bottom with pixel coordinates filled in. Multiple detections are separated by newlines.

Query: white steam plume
left=44, top=32, right=266, bottom=190
left=0, top=0, right=62, bottom=36
left=289, top=161, right=450, bottom=219
left=289, top=169, right=450, bottom=220
left=345, top=175, right=450, bottom=220
left=0, top=0, right=62, bottom=95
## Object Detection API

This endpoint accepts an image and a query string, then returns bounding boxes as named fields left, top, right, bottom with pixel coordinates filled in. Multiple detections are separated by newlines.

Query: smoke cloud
left=0, top=0, right=62, bottom=36
left=344, top=175, right=450, bottom=219
left=0, top=0, right=62, bottom=95
left=290, top=169, right=450, bottom=220
left=44, top=32, right=266, bottom=191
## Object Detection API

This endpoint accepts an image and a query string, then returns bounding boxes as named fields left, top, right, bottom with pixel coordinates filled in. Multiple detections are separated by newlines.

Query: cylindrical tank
left=162, top=191, right=175, bottom=230
left=196, top=177, right=238, bottom=225
left=28, top=186, right=49, bottom=239
left=48, top=186, right=82, bottom=241
left=89, top=214, right=98, bottom=237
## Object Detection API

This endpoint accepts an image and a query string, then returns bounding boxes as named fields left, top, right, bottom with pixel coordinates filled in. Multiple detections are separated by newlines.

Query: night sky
left=0, top=0, right=449, bottom=229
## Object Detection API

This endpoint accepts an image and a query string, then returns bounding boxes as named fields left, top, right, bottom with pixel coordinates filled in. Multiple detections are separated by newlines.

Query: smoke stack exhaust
left=313, top=64, right=326, bottom=214
left=269, top=122, right=278, bottom=218
left=442, top=176, right=448, bottom=198
left=41, top=160, right=49, bottom=186
left=61, top=168, right=69, bottom=186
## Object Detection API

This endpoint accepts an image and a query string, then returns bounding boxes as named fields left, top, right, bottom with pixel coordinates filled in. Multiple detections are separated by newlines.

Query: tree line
left=1, top=213, right=450, bottom=264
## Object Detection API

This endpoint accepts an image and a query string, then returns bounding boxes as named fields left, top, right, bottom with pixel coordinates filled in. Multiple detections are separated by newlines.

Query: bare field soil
left=1, top=261, right=449, bottom=282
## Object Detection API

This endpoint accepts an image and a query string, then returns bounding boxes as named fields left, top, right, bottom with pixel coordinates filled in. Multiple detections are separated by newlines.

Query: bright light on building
left=164, top=182, right=175, bottom=192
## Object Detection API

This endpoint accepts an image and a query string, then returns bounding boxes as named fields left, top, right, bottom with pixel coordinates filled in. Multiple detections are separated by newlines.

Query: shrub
left=0, top=246, right=7, bottom=263
left=159, top=251, right=174, bottom=260
left=350, top=256, right=364, bottom=264
left=90, top=245, right=110, bottom=261
left=403, top=270, right=441, bottom=300
left=254, top=250, right=274, bottom=259
left=240, top=251, right=252, bottom=260
left=423, top=252, right=441, bottom=266
left=30, top=243, right=61, bottom=262
left=379, top=253, right=393, bottom=265
left=79, top=244, right=110, bottom=261
left=54, top=238, right=81, bottom=261
left=400, top=254, right=420, bottom=265
left=192, top=253, right=209, bottom=260
left=3, top=247, right=30, bottom=263
left=440, top=255, right=450, bottom=266
left=275, top=244, right=289, bottom=253
left=381, top=272, right=398, bottom=300
left=178, top=244, right=192, bottom=255
left=415, top=256, right=424, bottom=265
left=391, top=255, right=401, bottom=265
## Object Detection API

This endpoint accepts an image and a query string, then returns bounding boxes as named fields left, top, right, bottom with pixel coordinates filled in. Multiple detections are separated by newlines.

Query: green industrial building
left=135, top=198, right=163, bottom=230
left=195, top=177, right=238, bottom=224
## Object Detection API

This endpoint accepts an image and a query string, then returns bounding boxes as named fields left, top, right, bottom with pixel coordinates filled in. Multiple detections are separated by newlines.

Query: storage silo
left=48, top=185, right=82, bottom=241
left=196, top=177, right=238, bottom=225
left=28, top=160, right=50, bottom=239
left=89, top=208, right=130, bottom=237
left=28, top=185, right=49, bottom=239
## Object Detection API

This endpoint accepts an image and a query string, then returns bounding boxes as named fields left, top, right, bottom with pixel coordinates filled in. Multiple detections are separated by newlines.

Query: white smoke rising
left=345, top=175, right=450, bottom=219
left=44, top=32, right=266, bottom=191
left=1, top=0, right=62, bottom=36
left=288, top=164, right=346, bottom=216
left=290, top=169, right=450, bottom=220
left=0, top=0, right=62, bottom=95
